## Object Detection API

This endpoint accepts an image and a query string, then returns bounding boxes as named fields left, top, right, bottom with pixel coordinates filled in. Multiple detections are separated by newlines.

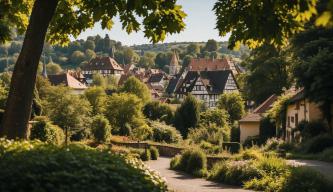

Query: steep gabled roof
left=175, top=70, right=234, bottom=95
left=288, top=88, right=305, bottom=103
left=188, top=58, right=232, bottom=71
left=48, top=73, right=87, bottom=90
left=82, top=56, right=123, bottom=71
left=253, top=94, right=278, bottom=113
left=240, top=94, right=277, bottom=123
left=148, top=73, right=164, bottom=83
left=170, top=51, right=179, bottom=66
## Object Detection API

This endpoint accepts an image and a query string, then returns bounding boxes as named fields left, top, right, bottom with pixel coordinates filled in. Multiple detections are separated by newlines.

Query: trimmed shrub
left=91, top=115, right=112, bottom=143
left=30, top=116, right=65, bottom=145
left=282, top=167, right=332, bottom=192
left=0, top=140, right=168, bottom=192
left=140, top=149, right=151, bottom=161
left=132, top=125, right=153, bottom=141
left=150, top=121, right=182, bottom=143
left=199, top=141, right=220, bottom=154
left=170, top=149, right=207, bottom=177
left=209, top=161, right=261, bottom=186
left=222, top=142, right=242, bottom=153
left=170, top=154, right=181, bottom=169
left=240, top=148, right=263, bottom=160
left=150, top=146, right=159, bottom=160
left=304, top=134, right=333, bottom=153
left=188, top=123, right=229, bottom=145
left=186, top=149, right=207, bottom=176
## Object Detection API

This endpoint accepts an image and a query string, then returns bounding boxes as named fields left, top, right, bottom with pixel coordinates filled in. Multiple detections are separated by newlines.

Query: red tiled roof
left=48, top=73, right=87, bottom=90
left=253, top=94, right=278, bottom=113
left=240, top=94, right=277, bottom=122
left=82, top=57, right=123, bottom=71
left=188, top=58, right=231, bottom=71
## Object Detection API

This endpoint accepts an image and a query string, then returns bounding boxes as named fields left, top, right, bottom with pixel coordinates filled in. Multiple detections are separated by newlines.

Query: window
left=291, top=116, right=294, bottom=123
left=295, top=114, right=298, bottom=127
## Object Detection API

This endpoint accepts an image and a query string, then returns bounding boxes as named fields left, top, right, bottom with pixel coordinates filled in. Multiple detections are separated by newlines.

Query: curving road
left=146, top=157, right=251, bottom=192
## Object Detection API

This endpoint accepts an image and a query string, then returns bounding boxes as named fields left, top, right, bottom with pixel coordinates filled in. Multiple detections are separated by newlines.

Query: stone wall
left=110, top=141, right=183, bottom=157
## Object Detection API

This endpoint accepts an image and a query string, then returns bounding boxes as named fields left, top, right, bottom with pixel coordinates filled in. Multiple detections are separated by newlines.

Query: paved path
left=146, top=157, right=251, bottom=192
left=287, top=159, right=333, bottom=181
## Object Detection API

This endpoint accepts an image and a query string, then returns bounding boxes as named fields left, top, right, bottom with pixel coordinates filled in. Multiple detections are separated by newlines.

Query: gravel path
left=146, top=157, right=251, bottom=192
left=287, top=159, right=333, bottom=181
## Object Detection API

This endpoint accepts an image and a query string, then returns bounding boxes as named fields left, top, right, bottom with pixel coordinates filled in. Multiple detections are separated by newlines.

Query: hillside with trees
left=0, top=34, right=249, bottom=73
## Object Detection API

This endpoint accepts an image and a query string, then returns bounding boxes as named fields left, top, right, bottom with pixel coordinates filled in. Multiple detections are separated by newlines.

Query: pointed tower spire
left=169, top=50, right=180, bottom=76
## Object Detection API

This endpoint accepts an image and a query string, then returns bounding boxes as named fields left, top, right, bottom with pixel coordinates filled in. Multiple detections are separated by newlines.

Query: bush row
left=0, top=139, right=167, bottom=192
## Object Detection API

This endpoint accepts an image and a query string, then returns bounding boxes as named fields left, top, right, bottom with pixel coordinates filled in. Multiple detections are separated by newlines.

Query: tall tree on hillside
left=0, top=0, right=186, bottom=139
left=174, top=95, right=200, bottom=137
left=204, top=39, right=218, bottom=52
left=243, top=44, right=292, bottom=104
left=217, top=92, right=245, bottom=124
left=292, top=27, right=333, bottom=132
left=121, top=76, right=151, bottom=103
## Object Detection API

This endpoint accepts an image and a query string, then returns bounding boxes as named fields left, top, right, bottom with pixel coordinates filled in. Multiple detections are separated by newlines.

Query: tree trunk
left=0, top=0, right=58, bottom=139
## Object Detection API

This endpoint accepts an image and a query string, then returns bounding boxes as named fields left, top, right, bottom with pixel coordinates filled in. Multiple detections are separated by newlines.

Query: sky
left=74, top=0, right=229, bottom=45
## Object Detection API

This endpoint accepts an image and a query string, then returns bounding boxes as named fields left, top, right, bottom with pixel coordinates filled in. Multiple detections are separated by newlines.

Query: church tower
left=169, top=51, right=180, bottom=76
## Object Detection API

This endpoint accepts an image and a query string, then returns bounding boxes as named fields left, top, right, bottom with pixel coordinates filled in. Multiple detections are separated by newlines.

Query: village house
left=284, top=89, right=333, bottom=142
left=48, top=72, right=87, bottom=95
left=166, top=57, right=238, bottom=96
left=175, top=70, right=238, bottom=108
left=239, top=95, right=277, bottom=143
left=81, top=56, right=124, bottom=84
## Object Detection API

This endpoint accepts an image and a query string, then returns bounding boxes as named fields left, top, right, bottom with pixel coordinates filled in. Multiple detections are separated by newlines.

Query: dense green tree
left=85, top=49, right=96, bottom=61
left=104, top=93, right=145, bottom=135
left=155, top=52, right=172, bottom=69
left=42, top=86, right=92, bottom=142
left=204, top=39, right=218, bottom=52
left=217, top=92, right=245, bottom=123
left=1, top=0, right=186, bottom=139
left=70, top=50, right=86, bottom=65
left=182, top=55, right=193, bottom=67
left=46, top=62, right=62, bottom=75
left=84, top=40, right=96, bottom=51
left=91, top=114, right=111, bottom=143
left=291, top=27, right=333, bottom=132
left=143, top=101, right=174, bottom=124
left=213, top=0, right=333, bottom=48
left=199, top=108, right=229, bottom=127
left=186, top=43, right=200, bottom=55
left=84, top=86, right=106, bottom=115
left=91, top=73, right=106, bottom=88
left=121, top=76, right=151, bottom=103
left=174, top=95, right=200, bottom=137
left=243, top=44, right=291, bottom=104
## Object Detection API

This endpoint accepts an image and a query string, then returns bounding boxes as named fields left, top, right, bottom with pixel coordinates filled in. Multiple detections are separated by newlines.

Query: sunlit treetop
left=0, top=0, right=33, bottom=43
left=0, top=0, right=187, bottom=45
left=214, top=0, right=333, bottom=49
